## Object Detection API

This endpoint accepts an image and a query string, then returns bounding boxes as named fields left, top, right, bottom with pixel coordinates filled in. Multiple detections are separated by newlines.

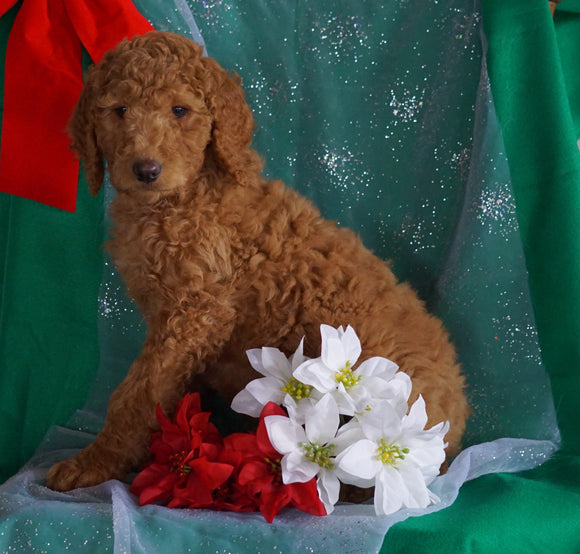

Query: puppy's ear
left=68, top=78, right=105, bottom=196
left=201, top=58, right=262, bottom=184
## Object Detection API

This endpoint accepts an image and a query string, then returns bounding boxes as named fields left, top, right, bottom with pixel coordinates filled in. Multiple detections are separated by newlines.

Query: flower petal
left=404, top=395, right=429, bottom=430
left=305, top=394, right=339, bottom=444
left=335, top=439, right=380, bottom=485
left=381, top=374, right=413, bottom=415
left=288, top=479, right=327, bottom=517
left=284, top=393, right=318, bottom=424
left=238, top=459, right=272, bottom=486
left=259, top=487, right=292, bottom=523
left=293, top=358, right=336, bottom=392
left=341, top=325, right=362, bottom=365
left=374, top=465, right=405, bottom=515
left=356, top=356, right=399, bottom=378
left=131, top=464, right=178, bottom=504
left=290, top=337, right=308, bottom=370
left=230, top=388, right=262, bottom=417
left=257, top=403, right=286, bottom=458
left=137, top=473, right=180, bottom=506
left=359, top=402, right=402, bottom=442
left=260, top=347, right=292, bottom=379
left=342, top=381, right=372, bottom=414
left=281, top=451, right=319, bottom=483
left=259, top=401, right=287, bottom=419
left=223, top=432, right=258, bottom=457
left=334, top=419, right=365, bottom=452
left=321, top=335, right=347, bottom=371
left=317, top=468, right=340, bottom=515
left=190, top=457, right=233, bottom=491
left=397, top=463, right=431, bottom=509
left=246, top=348, right=267, bottom=375
left=264, top=415, right=306, bottom=455
left=403, top=432, right=447, bottom=476
left=246, top=377, right=285, bottom=406
left=173, top=393, right=202, bottom=434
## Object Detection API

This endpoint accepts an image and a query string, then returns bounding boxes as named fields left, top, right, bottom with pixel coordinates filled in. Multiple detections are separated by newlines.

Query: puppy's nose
left=132, top=159, right=162, bottom=183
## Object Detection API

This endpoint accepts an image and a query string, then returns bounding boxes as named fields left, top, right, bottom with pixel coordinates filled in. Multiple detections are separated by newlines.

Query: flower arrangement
left=131, top=325, right=449, bottom=522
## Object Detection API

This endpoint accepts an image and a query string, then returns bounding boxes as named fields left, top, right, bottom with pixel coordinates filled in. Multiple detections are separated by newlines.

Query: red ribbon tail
left=0, top=0, right=82, bottom=211
left=0, top=0, right=154, bottom=212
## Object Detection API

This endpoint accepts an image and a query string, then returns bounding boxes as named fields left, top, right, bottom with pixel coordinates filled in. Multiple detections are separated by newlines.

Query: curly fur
left=46, top=31, right=469, bottom=492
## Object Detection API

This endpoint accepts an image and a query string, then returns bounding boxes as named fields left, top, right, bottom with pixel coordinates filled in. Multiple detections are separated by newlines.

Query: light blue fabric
left=0, top=436, right=557, bottom=553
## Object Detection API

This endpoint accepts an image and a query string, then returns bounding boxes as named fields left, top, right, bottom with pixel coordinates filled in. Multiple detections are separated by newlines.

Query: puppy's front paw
left=46, top=454, right=123, bottom=492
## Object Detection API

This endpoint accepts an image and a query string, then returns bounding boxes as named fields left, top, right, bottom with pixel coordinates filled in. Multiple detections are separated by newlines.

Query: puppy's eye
left=172, top=106, right=189, bottom=119
left=114, top=106, right=127, bottom=119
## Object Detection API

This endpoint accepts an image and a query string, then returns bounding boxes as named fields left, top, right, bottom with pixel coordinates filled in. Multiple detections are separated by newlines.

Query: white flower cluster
left=231, top=324, right=449, bottom=516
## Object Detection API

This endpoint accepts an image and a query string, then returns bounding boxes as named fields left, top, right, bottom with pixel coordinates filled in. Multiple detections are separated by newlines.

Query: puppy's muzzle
left=132, top=158, right=162, bottom=184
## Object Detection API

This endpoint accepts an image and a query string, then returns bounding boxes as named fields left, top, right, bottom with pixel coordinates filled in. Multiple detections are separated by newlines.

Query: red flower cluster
left=130, top=393, right=326, bottom=523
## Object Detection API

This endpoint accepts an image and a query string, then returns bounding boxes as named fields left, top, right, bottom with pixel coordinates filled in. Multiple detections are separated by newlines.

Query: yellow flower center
left=169, top=451, right=192, bottom=476
left=263, top=457, right=283, bottom=483
left=300, top=442, right=336, bottom=469
left=376, top=439, right=410, bottom=467
left=282, top=377, right=313, bottom=401
left=263, top=456, right=281, bottom=470
left=335, top=361, right=360, bottom=390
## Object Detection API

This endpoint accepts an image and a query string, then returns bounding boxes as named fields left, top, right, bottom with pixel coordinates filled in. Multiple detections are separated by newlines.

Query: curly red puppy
left=46, top=31, right=469, bottom=492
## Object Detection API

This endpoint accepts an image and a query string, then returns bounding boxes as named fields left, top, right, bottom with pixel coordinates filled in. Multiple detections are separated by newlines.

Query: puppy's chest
left=110, top=210, right=237, bottom=301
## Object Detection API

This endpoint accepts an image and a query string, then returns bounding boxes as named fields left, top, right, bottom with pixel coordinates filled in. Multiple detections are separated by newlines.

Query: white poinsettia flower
left=293, top=325, right=403, bottom=416
left=264, top=393, right=342, bottom=514
left=231, top=339, right=318, bottom=418
left=351, top=372, right=413, bottom=421
left=335, top=395, right=449, bottom=516
left=293, top=324, right=362, bottom=392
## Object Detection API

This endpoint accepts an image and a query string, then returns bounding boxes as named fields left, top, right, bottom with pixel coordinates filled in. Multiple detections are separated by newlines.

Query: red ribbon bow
left=0, top=0, right=153, bottom=212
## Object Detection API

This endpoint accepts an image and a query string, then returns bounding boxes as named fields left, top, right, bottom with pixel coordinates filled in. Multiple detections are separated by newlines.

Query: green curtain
left=0, top=4, right=104, bottom=483
left=0, top=0, right=579, bottom=552
left=389, top=0, right=580, bottom=550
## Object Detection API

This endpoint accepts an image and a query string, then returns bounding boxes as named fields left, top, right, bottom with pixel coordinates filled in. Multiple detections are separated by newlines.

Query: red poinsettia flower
left=131, top=395, right=326, bottom=522
left=234, top=402, right=326, bottom=523
left=211, top=437, right=261, bottom=513
left=130, top=393, right=233, bottom=508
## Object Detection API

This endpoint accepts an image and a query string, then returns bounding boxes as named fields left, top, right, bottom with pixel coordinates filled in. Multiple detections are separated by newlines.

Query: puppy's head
left=69, top=31, right=260, bottom=198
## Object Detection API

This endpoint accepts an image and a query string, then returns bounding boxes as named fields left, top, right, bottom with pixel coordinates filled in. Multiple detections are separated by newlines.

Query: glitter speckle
left=98, top=261, right=144, bottom=335
left=474, top=180, right=518, bottom=239
left=389, top=82, right=425, bottom=124
left=314, top=13, right=370, bottom=62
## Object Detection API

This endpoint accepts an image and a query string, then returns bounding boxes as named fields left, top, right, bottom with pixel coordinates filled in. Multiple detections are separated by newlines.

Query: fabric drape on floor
left=0, top=0, right=578, bottom=551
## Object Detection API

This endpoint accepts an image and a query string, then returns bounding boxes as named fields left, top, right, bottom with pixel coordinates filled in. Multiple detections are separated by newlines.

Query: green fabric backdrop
left=389, top=0, right=580, bottom=549
left=0, top=3, right=104, bottom=483
left=0, top=0, right=578, bottom=551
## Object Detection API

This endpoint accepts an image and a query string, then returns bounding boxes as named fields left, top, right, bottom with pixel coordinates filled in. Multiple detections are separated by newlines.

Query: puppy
left=46, top=31, right=469, bottom=492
